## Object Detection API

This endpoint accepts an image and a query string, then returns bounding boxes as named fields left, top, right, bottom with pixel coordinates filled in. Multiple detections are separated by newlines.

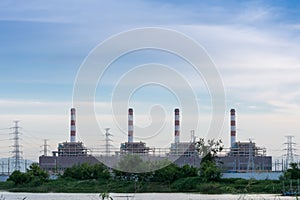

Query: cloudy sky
left=0, top=0, right=300, bottom=162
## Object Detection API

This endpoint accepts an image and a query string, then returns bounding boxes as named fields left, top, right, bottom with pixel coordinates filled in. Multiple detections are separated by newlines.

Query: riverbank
left=0, top=177, right=286, bottom=194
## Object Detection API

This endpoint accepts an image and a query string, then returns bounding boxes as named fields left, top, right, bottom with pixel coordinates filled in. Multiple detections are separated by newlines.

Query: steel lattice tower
left=284, top=135, right=296, bottom=169
left=10, top=121, right=22, bottom=171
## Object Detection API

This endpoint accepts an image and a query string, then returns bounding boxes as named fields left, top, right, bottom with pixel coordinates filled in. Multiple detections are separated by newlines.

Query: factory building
left=39, top=108, right=97, bottom=173
left=218, top=109, right=272, bottom=172
left=39, top=107, right=272, bottom=174
left=120, top=108, right=151, bottom=154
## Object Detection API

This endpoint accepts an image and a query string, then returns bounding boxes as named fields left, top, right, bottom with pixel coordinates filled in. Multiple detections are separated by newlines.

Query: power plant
left=219, top=109, right=272, bottom=172
left=39, top=107, right=272, bottom=174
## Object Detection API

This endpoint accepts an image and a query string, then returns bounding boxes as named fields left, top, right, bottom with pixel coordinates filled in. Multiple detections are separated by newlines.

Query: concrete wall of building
left=39, top=155, right=99, bottom=174
left=219, top=156, right=272, bottom=172
left=222, top=172, right=283, bottom=180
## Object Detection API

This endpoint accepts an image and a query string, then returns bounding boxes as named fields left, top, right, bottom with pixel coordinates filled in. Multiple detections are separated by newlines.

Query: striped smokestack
left=128, top=108, right=133, bottom=143
left=174, top=108, right=180, bottom=143
left=230, top=108, right=236, bottom=148
left=70, top=108, right=76, bottom=143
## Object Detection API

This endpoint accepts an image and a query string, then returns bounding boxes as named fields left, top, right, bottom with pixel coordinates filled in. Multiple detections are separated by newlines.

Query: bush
left=62, top=163, right=111, bottom=180
left=8, top=171, right=30, bottom=185
left=7, top=163, right=49, bottom=186
left=171, top=177, right=201, bottom=191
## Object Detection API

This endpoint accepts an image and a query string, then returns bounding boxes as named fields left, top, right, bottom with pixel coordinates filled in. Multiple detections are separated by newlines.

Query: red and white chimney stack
left=230, top=108, right=236, bottom=148
left=174, top=108, right=180, bottom=143
left=70, top=108, right=76, bottom=143
left=128, top=108, right=133, bottom=143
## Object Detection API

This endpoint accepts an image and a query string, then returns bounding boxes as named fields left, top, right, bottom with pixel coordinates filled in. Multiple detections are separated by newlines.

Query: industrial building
left=39, top=107, right=272, bottom=174
left=218, top=109, right=272, bottom=172
left=39, top=108, right=98, bottom=174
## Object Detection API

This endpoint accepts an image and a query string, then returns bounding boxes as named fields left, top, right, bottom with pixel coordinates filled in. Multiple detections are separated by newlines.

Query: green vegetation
left=8, top=163, right=49, bottom=186
left=282, top=162, right=300, bottom=180
left=0, top=140, right=294, bottom=194
left=196, top=138, right=223, bottom=182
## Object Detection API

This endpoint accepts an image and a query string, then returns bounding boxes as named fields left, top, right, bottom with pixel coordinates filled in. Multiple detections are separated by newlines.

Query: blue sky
left=0, top=0, right=300, bottom=161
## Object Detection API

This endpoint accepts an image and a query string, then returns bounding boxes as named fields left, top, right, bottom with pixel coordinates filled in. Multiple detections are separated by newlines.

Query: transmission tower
left=284, top=135, right=296, bottom=169
left=10, top=121, right=22, bottom=171
left=104, top=128, right=113, bottom=156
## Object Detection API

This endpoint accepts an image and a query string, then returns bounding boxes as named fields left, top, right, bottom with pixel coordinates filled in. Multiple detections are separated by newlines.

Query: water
left=0, top=193, right=294, bottom=200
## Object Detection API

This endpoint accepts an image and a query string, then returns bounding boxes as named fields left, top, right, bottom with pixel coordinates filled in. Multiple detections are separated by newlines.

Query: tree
left=8, top=170, right=30, bottom=185
left=8, top=163, right=49, bottom=185
left=196, top=138, right=223, bottom=182
left=199, top=161, right=221, bottom=182
left=180, top=164, right=199, bottom=178
left=284, top=162, right=300, bottom=180
left=62, top=163, right=111, bottom=180
left=27, top=163, right=49, bottom=182
left=151, top=163, right=180, bottom=183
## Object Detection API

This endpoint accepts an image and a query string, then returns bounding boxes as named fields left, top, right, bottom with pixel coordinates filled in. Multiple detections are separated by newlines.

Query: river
left=0, top=193, right=294, bottom=200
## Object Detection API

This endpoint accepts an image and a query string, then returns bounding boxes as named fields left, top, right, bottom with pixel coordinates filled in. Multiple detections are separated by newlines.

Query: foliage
left=151, top=163, right=180, bottom=183
left=199, top=161, right=222, bottom=182
left=196, top=138, right=223, bottom=163
left=171, top=176, right=201, bottom=191
left=113, top=155, right=199, bottom=184
left=113, top=155, right=174, bottom=182
left=1, top=174, right=284, bottom=194
left=151, top=163, right=198, bottom=183
left=7, top=171, right=31, bottom=185
left=283, top=162, right=300, bottom=179
left=62, top=163, right=111, bottom=180
left=196, top=138, right=223, bottom=182
left=8, top=163, right=49, bottom=186
left=27, top=163, right=49, bottom=184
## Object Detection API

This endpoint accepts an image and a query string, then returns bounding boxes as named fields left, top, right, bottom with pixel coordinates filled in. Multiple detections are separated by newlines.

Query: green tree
left=199, top=161, right=221, bottom=182
left=8, top=163, right=49, bottom=185
left=180, top=164, right=199, bottom=178
left=196, top=138, right=223, bottom=182
left=27, top=163, right=49, bottom=182
left=151, top=163, right=180, bottom=183
left=284, top=162, right=300, bottom=180
left=62, top=163, right=110, bottom=180
left=8, top=170, right=30, bottom=185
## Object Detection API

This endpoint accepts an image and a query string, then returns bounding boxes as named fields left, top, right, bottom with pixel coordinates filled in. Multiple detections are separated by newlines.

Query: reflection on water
left=0, top=192, right=291, bottom=200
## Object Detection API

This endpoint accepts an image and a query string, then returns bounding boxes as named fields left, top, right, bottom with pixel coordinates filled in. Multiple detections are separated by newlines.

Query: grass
left=0, top=177, right=286, bottom=194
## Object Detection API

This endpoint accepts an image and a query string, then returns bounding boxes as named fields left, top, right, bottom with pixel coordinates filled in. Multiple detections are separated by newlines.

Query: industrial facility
left=39, top=107, right=272, bottom=174
left=218, top=109, right=272, bottom=172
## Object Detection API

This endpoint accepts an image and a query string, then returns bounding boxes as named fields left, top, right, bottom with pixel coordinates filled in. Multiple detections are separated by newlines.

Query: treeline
left=62, top=161, right=198, bottom=183
left=0, top=161, right=283, bottom=194
left=3, top=160, right=300, bottom=194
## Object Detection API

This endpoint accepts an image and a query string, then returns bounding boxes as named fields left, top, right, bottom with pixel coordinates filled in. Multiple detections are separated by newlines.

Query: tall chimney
left=70, top=108, right=76, bottom=143
left=174, top=108, right=180, bottom=143
left=128, top=108, right=133, bottom=143
left=230, top=108, right=236, bottom=148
